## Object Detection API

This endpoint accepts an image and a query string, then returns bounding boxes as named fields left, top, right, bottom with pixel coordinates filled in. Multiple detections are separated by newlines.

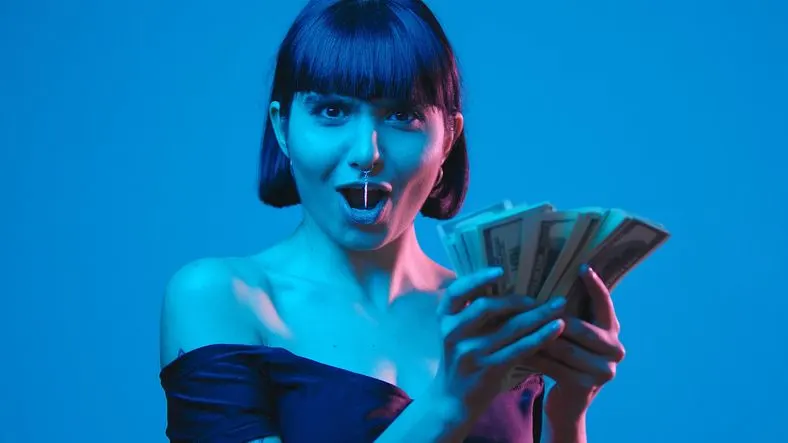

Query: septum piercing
left=362, top=169, right=371, bottom=209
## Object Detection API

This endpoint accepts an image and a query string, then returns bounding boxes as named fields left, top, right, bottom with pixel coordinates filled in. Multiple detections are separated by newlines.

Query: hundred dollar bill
left=551, top=209, right=650, bottom=295
left=453, top=204, right=530, bottom=275
left=587, top=214, right=669, bottom=290
left=452, top=202, right=548, bottom=272
left=516, top=212, right=581, bottom=297
left=475, top=203, right=554, bottom=295
left=536, top=211, right=603, bottom=302
left=547, top=209, right=621, bottom=310
left=443, top=203, right=555, bottom=388
left=471, top=203, right=558, bottom=390
left=562, top=212, right=670, bottom=321
left=437, top=201, right=513, bottom=275
left=537, top=210, right=604, bottom=301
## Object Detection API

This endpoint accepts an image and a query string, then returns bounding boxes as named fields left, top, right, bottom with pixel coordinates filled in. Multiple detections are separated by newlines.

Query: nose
left=347, top=120, right=381, bottom=174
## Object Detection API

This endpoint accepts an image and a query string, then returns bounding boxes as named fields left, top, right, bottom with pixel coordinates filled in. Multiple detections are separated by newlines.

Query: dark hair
left=257, top=0, right=468, bottom=220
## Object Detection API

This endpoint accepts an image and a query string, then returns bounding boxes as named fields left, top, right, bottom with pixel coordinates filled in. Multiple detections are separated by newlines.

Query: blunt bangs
left=274, top=1, right=459, bottom=113
left=259, top=0, right=468, bottom=219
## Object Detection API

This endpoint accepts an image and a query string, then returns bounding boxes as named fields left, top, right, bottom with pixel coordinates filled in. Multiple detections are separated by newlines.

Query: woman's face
left=270, top=91, right=462, bottom=251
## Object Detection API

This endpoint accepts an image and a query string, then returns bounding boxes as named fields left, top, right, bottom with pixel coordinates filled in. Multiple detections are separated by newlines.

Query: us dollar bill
left=437, top=201, right=513, bottom=275
left=516, top=212, right=581, bottom=297
left=476, top=203, right=554, bottom=295
left=536, top=212, right=603, bottom=302
left=563, top=213, right=670, bottom=321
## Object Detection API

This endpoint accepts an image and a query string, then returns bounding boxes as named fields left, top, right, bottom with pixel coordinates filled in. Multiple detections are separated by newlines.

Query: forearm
left=539, top=411, right=587, bottom=443
left=374, top=394, right=477, bottom=443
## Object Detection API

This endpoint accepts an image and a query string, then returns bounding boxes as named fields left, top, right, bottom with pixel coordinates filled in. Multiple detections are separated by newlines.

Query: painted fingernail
left=579, top=263, right=590, bottom=275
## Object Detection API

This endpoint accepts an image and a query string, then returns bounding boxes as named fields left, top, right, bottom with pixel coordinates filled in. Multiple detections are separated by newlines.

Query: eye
left=310, top=101, right=351, bottom=121
left=320, top=106, right=346, bottom=119
left=385, top=109, right=424, bottom=127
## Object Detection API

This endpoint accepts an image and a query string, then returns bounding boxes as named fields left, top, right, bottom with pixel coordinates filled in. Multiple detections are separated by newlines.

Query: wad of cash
left=437, top=200, right=670, bottom=322
left=437, top=200, right=670, bottom=391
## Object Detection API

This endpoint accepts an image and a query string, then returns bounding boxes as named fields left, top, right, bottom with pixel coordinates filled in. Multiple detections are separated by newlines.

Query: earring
left=289, top=158, right=294, bottom=176
left=435, top=167, right=444, bottom=185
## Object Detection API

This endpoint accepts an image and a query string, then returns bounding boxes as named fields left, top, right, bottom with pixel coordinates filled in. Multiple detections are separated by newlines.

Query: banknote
left=562, top=214, right=670, bottom=322
left=453, top=206, right=525, bottom=274
left=536, top=212, right=603, bottom=302
left=547, top=208, right=619, bottom=302
left=517, top=212, right=581, bottom=297
left=436, top=199, right=670, bottom=390
left=587, top=215, right=670, bottom=290
left=437, top=201, right=513, bottom=275
left=475, top=203, right=553, bottom=295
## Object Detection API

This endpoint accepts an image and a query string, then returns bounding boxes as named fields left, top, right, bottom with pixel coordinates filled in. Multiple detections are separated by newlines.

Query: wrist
left=543, top=383, right=593, bottom=422
left=541, top=384, right=590, bottom=443
left=545, top=402, right=589, bottom=426
left=544, top=407, right=587, bottom=427
left=541, top=410, right=587, bottom=443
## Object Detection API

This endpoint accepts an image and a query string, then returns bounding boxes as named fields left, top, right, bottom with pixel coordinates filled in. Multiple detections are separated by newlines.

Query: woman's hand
left=527, top=264, right=626, bottom=423
left=431, top=267, right=568, bottom=418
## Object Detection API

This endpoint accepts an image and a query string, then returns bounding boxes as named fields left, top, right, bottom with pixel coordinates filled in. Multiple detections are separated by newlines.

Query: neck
left=286, top=213, right=436, bottom=310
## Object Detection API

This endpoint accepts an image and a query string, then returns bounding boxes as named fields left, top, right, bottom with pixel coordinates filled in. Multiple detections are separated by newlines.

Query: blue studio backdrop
left=1, top=1, right=786, bottom=442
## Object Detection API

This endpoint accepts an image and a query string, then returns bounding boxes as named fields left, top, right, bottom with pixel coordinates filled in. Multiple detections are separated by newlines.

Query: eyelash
left=312, top=104, right=350, bottom=120
left=385, top=110, right=424, bottom=124
left=311, top=103, right=424, bottom=126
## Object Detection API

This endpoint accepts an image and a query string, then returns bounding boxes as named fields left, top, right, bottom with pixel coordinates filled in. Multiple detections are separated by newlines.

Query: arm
left=532, top=379, right=586, bottom=443
left=539, top=411, right=586, bottom=443
left=374, top=270, right=568, bottom=443
left=536, top=266, right=626, bottom=443
left=159, top=258, right=263, bottom=367
left=164, top=259, right=473, bottom=443
left=535, top=377, right=587, bottom=443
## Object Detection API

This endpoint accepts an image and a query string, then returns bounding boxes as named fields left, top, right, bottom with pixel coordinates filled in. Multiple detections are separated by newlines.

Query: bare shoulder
left=159, top=256, right=268, bottom=369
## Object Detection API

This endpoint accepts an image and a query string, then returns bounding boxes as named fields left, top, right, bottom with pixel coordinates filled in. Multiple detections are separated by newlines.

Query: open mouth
left=338, top=187, right=390, bottom=209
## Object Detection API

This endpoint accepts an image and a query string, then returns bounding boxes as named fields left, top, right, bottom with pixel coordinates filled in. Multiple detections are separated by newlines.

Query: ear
left=442, top=111, right=464, bottom=163
left=269, top=101, right=289, bottom=158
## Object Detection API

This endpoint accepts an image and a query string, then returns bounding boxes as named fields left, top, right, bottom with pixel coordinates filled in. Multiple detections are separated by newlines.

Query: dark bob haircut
left=257, top=0, right=469, bottom=220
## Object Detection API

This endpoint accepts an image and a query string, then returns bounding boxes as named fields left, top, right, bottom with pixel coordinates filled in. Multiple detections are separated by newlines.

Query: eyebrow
left=301, top=93, right=353, bottom=105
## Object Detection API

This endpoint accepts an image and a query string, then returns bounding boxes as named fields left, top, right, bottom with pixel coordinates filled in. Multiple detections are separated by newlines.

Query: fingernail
left=579, top=263, right=590, bottom=275
left=550, top=297, right=566, bottom=309
left=489, top=267, right=504, bottom=277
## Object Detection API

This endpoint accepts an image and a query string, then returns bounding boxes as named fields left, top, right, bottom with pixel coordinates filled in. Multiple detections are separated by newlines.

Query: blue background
left=2, top=0, right=786, bottom=441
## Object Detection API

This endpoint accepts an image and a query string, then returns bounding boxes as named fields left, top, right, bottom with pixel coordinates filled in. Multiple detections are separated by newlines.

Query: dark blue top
left=160, top=344, right=544, bottom=443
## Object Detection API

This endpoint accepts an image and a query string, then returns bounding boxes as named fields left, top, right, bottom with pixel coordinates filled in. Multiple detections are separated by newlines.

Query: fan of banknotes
left=437, top=200, right=670, bottom=322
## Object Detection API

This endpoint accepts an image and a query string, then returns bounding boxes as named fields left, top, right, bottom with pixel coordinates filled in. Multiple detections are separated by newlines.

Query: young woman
left=159, top=1, right=626, bottom=442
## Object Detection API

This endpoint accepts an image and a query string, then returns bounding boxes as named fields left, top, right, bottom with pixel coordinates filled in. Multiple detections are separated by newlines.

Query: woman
left=159, top=1, right=626, bottom=442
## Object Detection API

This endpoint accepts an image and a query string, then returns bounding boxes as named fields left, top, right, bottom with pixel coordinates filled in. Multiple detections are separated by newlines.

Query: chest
left=250, top=282, right=443, bottom=398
